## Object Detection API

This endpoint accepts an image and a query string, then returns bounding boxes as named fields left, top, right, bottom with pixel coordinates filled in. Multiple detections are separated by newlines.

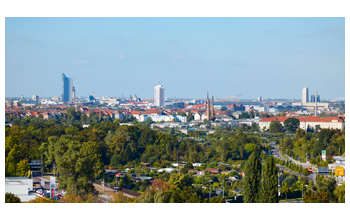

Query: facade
left=258, top=116, right=345, bottom=131
left=5, top=177, right=37, bottom=202
left=62, top=73, right=73, bottom=102
left=302, top=87, right=309, bottom=104
left=311, top=95, right=320, bottom=103
left=154, top=84, right=165, bottom=106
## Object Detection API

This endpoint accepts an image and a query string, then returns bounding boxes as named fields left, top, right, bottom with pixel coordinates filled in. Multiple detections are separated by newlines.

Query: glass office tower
left=62, top=73, right=73, bottom=102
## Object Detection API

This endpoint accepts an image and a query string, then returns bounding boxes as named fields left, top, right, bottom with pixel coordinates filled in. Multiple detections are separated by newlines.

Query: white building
left=302, top=87, right=309, bottom=104
left=149, top=114, right=187, bottom=123
left=258, top=116, right=345, bottom=131
left=5, top=177, right=37, bottom=202
left=154, top=84, right=165, bottom=106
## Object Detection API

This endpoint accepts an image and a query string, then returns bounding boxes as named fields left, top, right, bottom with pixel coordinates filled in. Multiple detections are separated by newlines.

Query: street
left=272, top=145, right=316, bottom=182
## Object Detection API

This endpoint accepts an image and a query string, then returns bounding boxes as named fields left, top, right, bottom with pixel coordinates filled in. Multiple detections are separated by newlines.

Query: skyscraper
left=62, top=73, right=73, bottom=102
left=154, top=83, right=164, bottom=106
left=302, top=87, right=309, bottom=104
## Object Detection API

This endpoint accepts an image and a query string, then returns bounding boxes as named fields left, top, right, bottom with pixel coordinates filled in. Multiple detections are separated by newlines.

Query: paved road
left=272, top=145, right=316, bottom=182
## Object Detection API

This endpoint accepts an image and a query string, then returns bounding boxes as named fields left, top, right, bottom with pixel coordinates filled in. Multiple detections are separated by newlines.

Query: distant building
left=32, top=95, right=39, bottom=101
left=311, top=95, right=320, bottom=103
left=72, top=86, right=76, bottom=100
left=302, top=87, right=309, bottom=104
left=62, top=73, right=73, bottom=102
left=154, top=83, right=164, bottom=106
left=258, top=116, right=345, bottom=131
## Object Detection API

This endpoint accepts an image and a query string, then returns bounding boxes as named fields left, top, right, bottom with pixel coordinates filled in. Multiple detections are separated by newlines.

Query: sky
left=5, top=17, right=345, bottom=100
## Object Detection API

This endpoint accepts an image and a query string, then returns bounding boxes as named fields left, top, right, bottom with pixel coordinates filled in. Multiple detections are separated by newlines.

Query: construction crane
left=92, top=91, right=100, bottom=102
left=237, top=94, right=241, bottom=102
left=231, top=95, right=235, bottom=102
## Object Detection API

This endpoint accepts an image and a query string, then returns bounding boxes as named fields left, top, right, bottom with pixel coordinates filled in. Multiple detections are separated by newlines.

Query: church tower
left=206, top=92, right=210, bottom=121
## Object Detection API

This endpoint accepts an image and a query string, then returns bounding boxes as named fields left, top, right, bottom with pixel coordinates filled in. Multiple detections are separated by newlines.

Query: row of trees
left=243, top=154, right=279, bottom=203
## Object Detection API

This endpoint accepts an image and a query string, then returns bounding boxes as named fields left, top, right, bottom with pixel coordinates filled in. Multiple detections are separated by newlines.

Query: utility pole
left=223, top=179, right=225, bottom=200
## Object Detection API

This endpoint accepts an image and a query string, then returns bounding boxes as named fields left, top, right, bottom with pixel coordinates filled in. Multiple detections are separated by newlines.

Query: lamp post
left=223, top=179, right=225, bottom=200
left=209, top=180, right=212, bottom=203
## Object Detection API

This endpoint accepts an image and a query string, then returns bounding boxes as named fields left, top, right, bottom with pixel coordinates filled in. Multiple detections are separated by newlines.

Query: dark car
left=43, top=193, right=50, bottom=198
left=53, top=196, right=61, bottom=201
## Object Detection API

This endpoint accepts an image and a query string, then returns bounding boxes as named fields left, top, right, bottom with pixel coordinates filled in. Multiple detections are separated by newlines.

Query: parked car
left=52, top=196, right=61, bottom=201
left=43, top=193, right=50, bottom=198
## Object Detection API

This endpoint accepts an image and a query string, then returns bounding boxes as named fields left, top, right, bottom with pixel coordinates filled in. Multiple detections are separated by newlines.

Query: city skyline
left=5, top=17, right=345, bottom=100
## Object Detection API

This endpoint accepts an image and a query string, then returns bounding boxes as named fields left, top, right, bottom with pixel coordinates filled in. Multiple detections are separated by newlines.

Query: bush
left=5, top=193, right=21, bottom=203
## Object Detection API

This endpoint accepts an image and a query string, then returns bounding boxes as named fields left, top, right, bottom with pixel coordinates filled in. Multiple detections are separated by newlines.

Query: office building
left=311, top=94, right=320, bottom=103
left=62, top=73, right=73, bottom=102
left=302, top=87, right=309, bottom=104
left=154, top=83, right=164, bottom=106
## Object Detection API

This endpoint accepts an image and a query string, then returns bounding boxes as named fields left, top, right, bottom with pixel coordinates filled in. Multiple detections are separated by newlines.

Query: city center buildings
left=62, top=73, right=73, bottom=102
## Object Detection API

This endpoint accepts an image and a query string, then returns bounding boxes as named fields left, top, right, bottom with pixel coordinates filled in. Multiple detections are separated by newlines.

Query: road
left=272, top=145, right=316, bottom=182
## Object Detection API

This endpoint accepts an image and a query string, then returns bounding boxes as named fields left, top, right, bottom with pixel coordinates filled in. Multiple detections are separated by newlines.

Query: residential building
left=154, top=83, right=165, bottom=106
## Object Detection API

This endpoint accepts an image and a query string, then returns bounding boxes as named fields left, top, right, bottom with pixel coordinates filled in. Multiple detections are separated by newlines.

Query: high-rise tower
left=206, top=92, right=210, bottom=121
left=154, top=83, right=164, bottom=106
left=62, top=73, right=73, bottom=102
left=211, top=95, right=214, bottom=117
left=302, top=87, right=309, bottom=104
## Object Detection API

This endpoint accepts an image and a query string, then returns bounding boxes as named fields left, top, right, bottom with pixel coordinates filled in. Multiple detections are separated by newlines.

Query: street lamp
left=208, top=180, right=212, bottom=203
left=223, top=179, right=225, bottom=199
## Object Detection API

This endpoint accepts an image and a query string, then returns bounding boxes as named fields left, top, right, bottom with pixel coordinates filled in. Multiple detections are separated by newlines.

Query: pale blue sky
left=5, top=17, right=345, bottom=100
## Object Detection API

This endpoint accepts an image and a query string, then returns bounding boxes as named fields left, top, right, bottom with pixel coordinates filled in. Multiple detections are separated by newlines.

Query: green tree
left=5, top=192, right=21, bottom=203
left=46, top=136, right=104, bottom=195
left=243, top=152, right=261, bottom=203
left=295, top=128, right=305, bottom=139
left=259, top=156, right=278, bottom=203
left=16, top=159, right=30, bottom=177
left=333, top=182, right=345, bottom=203
left=281, top=182, right=290, bottom=200
left=269, top=121, right=283, bottom=133
left=284, top=118, right=300, bottom=133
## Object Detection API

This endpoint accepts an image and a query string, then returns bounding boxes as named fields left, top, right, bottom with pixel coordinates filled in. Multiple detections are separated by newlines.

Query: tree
left=243, top=152, right=261, bottom=203
left=5, top=192, right=21, bottom=203
left=281, top=182, right=290, bottom=200
left=145, top=117, right=153, bottom=127
left=259, top=156, right=278, bottom=203
left=111, top=191, right=136, bottom=203
left=244, top=143, right=257, bottom=153
left=280, top=111, right=286, bottom=117
left=295, top=128, right=305, bottom=139
left=284, top=118, right=300, bottom=133
left=16, top=159, right=30, bottom=177
left=46, top=136, right=104, bottom=195
left=269, top=121, right=283, bottom=133
left=333, top=182, right=345, bottom=203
